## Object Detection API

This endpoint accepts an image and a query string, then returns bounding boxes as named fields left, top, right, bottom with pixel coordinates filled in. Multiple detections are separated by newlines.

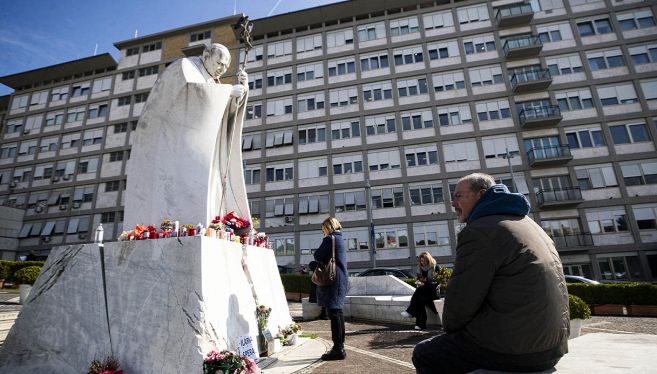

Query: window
left=61, top=133, right=81, bottom=149
left=298, top=194, right=329, bottom=215
left=537, top=22, right=574, bottom=43
left=189, top=30, right=211, bottom=42
left=328, top=57, right=355, bottom=76
left=117, top=96, right=131, bottom=106
left=374, top=226, right=408, bottom=249
left=368, top=149, right=401, bottom=171
left=82, top=129, right=103, bottom=145
left=427, top=40, right=459, bottom=61
left=617, top=8, right=656, bottom=31
left=241, top=134, right=262, bottom=151
left=10, top=95, right=28, bottom=110
left=265, top=165, right=293, bottom=182
left=362, top=81, right=393, bottom=102
left=296, top=33, right=322, bottom=54
left=72, top=185, right=95, bottom=204
left=389, top=16, right=420, bottom=36
left=334, top=190, right=367, bottom=212
left=628, top=43, right=657, bottom=65
left=114, top=122, right=128, bottom=133
left=371, top=187, right=404, bottom=209
left=298, top=157, right=328, bottom=179
left=575, top=165, right=617, bottom=189
left=297, top=92, right=325, bottom=112
left=134, top=93, right=149, bottom=103
left=432, top=71, right=466, bottom=92
left=633, top=204, right=657, bottom=230
left=5, top=120, right=23, bottom=134
left=66, top=107, right=85, bottom=123
left=482, top=136, right=519, bottom=159
left=414, top=222, right=449, bottom=246
left=265, top=197, right=295, bottom=217
left=45, top=111, right=65, bottom=127
left=267, top=40, right=292, bottom=59
left=248, top=72, right=262, bottom=90
left=405, top=145, right=438, bottom=167
left=329, top=87, right=358, bottom=107
left=586, top=207, right=628, bottom=234
left=126, top=47, right=140, bottom=56
left=12, top=167, right=32, bottom=182
left=273, top=236, right=295, bottom=256
left=265, top=130, right=293, bottom=148
left=393, top=46, right=424, bottom=65
left=457, top=4, right=490, bottom=24
left=621, top=161, right=657, bottom=186
left=246, top=102, right=262, bottom=120
left=360, top=51, right=389, bottom=72
left=88, top=104, right=109, bottom=119
left=327, top=28, right=354, bottom=48
left=241, top=45, right=264, bottom=63
left=331, top=120, right=360, bottom=140
left=400, top=109, right=433, bottom=131
left=363, top=114, right=395, bottom=135
left=18, top=140, right=38, bottom=156
left=397, top=77, right=428, bottom=97
left=39, top=137, right=58, bottom=153
left=566, top=126, right=606, bottom=148
left=469, top=65, right=503, bottom=86
left=640, top=79, right=657, bottom=101
left=105, top=180, right=121, bottom=192
left=50, top=86, right=69, bottom=101
left=587, top=49, right=625, bottom=70
left=546, top=54, right=584, bottom=76
left=138, top=65, right=159, bottom=77
left=541, top=218, right=582, bottom=239
left=409, top=184, right=443, bottom=206
left=463, top=34, right=496, bottom=55
left=443, top=140, right=479, bottom=162
left=266, top=97, right=293, bottom=116
left=244, top=168, right=261, bottom=185
left=142, top=41, right=162, bottom=52
left=109, top=151, right=124, bottom=162
left=70, top=82, right=90, bottom=98
left=30, top=90, right=49, bottom=106
left=437, top=104, right=472, bottom=127
left=101, top=212, right=116, bottom=224
left=610, top=122, right=650, bottom=145
left=298, top=124, right=326, bottom=145
left=576, top=18, right=613, bottom=36
left=475, top=98, right=511, bottom=121
left=92, top=77, right=112, bottom=93
left=597, top=83, right=638, bottom=106
left=332, top=154, right=363, bottom=175
left=266, top=68, right=292, bottom=87
left=296, top=62, right=324, bottom=82
left=423, top=10, right=454, bottom=30
left=357, top=22, right=385, bottom=42
left=555, top=89, right=594, bottom=111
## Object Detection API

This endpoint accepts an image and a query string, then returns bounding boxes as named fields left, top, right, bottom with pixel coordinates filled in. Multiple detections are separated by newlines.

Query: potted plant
left=278, top=323, right=303, bottom=346
left=14, top=265, right=41, bottom=304
left=183, top=224, right=196, bottom=237
left=569, top=294, right=591, bottom=339
left=88, top=355, right=122, bottom=374
left=255, top=304, right=272, bottom=355
left=0, top=261, right=10, bottom=289
left=203, top=349, right=258, bottom=374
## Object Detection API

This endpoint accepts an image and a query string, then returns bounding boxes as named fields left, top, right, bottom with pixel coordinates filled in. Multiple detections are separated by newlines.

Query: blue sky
left=0, top=0, right=343, bottom=96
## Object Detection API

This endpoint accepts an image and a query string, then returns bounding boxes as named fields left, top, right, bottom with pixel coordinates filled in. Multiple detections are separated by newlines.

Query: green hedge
left=13, top=266, right=42, bottom=285
left=569, top=294, right=591, bottom=320
left=0, top=261, right=45, bottom=282
left=280, top=274, right=312, bottom=294
left=568, top=283, right=657, bottom=306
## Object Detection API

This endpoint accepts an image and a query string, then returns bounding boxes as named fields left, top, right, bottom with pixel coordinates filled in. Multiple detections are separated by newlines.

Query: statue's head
left=202, top=43, right=231, bottom=79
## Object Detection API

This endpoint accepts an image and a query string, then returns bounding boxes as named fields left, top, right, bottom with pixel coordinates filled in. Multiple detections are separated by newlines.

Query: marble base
left=0, top=237, right=290, bottom=373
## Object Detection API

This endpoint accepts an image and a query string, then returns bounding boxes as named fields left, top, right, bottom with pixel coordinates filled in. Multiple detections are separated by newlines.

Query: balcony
left=519, top=105, right=562, bottom=128
left=552, top=233, right=594, bottom=249
left=503, top=35, right=542, bottom=58
left=511, top=69, right=552, bottom=93
left=527, top=145, right=572, bottom=166
left=496, top=3, right=534, bottom=27
left=536, top=187, right=583, bottom=208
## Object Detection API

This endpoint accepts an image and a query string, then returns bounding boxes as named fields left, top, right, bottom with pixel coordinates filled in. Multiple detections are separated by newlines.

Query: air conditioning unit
left=62, top=175, right=70, bottom=181
left=34, top=206, right=44, bottom=213
left=284, top=216, right=294, bottom=223
left=52, top=176, right=60, bottom=182
left=59, top=204, right=68, bottom=210
left=72, top=201, right=82, bottom=209
left=78, top=233, right=87, bottom=239
left=23, top=129, right=30, bottom=135
left=42, top=236, right=51, bottom=242
left=9, top=182, right=17, bottom=188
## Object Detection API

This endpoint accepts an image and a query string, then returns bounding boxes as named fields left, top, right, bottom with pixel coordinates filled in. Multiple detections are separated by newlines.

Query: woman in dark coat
left=401, top=251, right=439, bottom=330
left=313, top=216, right=348, bottom=360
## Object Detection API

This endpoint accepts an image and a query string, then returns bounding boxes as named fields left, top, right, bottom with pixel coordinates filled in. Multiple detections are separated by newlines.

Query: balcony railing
left=519, top=105, right=562, bottom=128
left=527, top=144, right=572, bottom=166
left=496, top=3, right=534, bottom=27
left=503, top=35, right=543, bottom=58
left=511, top=68, right=552, bottom=92
left=536, top=187, right=583, bottom=207
left=552, top=233, right=594, bottom=249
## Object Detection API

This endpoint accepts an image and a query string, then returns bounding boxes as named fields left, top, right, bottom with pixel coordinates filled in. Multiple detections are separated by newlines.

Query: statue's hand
left=230, top=85, right=246, bottom=98
left=237, top=69, right=248, bottom=87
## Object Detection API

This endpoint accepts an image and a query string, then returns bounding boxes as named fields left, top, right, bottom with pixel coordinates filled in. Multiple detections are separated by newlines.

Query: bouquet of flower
left=203, top=349, right=258, bottom=374
left=161, top=219, right=174, bottom=232
left=87, top=355, right=122, bottom=374
left=209, top=216, right=224, bottom=230
left=256, top=304, right=271, bottom=330
left=277, top=323, right=302, bottom=345
left=222, top=211, right=251, bottom=235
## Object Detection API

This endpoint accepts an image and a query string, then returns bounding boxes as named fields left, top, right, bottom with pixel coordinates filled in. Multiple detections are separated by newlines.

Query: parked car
left=355, top=268, right=414, bottom=279
left=565, top=275, right=600, bottom=284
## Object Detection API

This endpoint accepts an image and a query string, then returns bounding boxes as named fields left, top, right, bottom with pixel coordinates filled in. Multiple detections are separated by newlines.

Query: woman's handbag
left=311, top=235, right=336, bottom=286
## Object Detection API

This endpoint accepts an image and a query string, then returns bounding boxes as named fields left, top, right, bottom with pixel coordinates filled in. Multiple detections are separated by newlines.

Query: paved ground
left=288, top=302, right=657, bottom=373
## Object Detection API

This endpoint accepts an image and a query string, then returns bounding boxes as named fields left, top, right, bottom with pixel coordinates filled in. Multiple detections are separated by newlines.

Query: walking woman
left=314, top=217, right=348, bottom=360
left=401, top=252, right=440, bottom=330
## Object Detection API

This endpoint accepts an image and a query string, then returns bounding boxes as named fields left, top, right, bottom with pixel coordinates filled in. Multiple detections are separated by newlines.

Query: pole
left=504, top=147, right=517, bottom=193
left=365, top=179, right=376, bottom=268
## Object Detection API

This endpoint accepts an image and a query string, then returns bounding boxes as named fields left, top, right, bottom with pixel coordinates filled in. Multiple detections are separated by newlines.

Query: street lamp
left=502, top=147, right=517, bottom=193
left=364, top=179, right=376, bottom=268
left=94, top=223, right=104, bottom=247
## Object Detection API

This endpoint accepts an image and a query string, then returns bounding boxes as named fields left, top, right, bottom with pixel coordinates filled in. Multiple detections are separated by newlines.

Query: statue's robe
left=124, top=57, right=250, bottom=230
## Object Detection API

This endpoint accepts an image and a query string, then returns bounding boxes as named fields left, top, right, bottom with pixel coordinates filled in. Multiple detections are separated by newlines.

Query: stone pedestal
left=0, top=237, right=291, bottom=373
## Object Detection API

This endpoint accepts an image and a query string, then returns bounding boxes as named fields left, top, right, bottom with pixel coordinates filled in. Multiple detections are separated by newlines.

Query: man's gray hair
left=203, top=43, right=230, bottom=61
left=458, top=173, right=496, bottom=192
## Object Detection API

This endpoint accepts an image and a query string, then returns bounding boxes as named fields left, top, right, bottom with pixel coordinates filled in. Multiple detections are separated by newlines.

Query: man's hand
left=230, top=85, right=246, bottom=98
left=230, top=69, right=248, bottom=98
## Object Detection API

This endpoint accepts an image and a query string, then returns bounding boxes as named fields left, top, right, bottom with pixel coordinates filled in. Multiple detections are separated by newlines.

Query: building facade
left=1, top=0, right=656, bottom=281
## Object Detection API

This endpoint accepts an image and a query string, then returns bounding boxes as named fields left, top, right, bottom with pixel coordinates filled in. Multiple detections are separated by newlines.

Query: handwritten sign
left=262, top=329, right=274, bottom=341
left=236, top=335, right=258, bottom=361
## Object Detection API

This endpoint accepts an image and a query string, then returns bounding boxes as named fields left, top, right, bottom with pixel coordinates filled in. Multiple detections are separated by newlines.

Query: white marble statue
left=124, top=43, right=251, bottom=230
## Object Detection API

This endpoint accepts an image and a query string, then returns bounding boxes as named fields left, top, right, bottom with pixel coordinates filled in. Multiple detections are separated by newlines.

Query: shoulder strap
left=331, top=235, right=335, bottom=259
